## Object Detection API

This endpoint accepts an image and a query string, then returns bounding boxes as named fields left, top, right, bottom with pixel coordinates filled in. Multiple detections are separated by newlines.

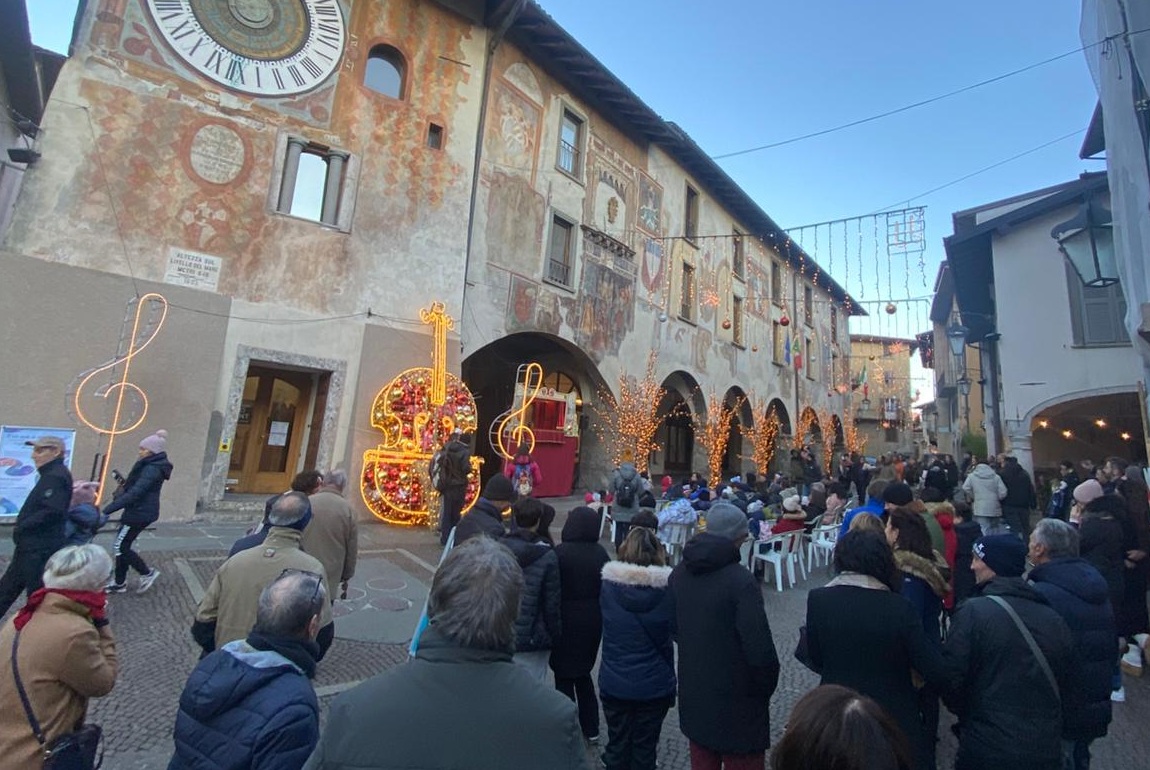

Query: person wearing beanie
left=1071, top=479, right=1105, bottom=523
left=670, top=501, right=779, bottom=766
left=102, top=430, right=173, bottom=594
left=942, top=534, right=1074, bottom=770
left=771, top=492, right=807, bottom=535
left=454, top=474, right=516, bottom=544
left=65, top=481, right=109, bottom=546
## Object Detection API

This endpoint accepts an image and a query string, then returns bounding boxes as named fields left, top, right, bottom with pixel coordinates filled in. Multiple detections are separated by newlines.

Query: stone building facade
left=1, top=0, right=857, bottom=520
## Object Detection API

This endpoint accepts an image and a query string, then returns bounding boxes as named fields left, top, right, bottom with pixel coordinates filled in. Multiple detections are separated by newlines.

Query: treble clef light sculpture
left=490, top=362, right=544, bottom=461
left=360, top=302, right=481, bottom=526
left=68, top=292, right=169, bottom=502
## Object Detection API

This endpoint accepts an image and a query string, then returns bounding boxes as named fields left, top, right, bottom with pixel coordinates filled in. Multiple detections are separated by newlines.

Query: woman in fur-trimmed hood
left=885, top=507, right=950, bottom=643
left=598, top=527, right=675, bottom=770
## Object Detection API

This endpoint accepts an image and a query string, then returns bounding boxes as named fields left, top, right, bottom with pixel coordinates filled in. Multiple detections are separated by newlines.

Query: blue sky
left=28, top=0, right=1102, bottom=396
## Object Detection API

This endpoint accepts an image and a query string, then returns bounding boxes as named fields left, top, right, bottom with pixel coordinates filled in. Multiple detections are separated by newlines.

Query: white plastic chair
left=660, top=521, right=695, bottom=566
left=807, top=524, right=839, bottom=569
left=753, top=531, right=804, bottom=591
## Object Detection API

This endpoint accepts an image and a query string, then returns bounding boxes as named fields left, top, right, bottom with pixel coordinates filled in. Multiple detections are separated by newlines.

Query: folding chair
left=753, top=531, right=804, bottom=591
left=660, top=521, right=695, bottom=566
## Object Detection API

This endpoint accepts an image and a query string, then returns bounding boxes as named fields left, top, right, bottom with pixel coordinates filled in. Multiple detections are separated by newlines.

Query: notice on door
left=164, top=247, right=222, bottom=291
left=268, top=421, right=290, bottom=447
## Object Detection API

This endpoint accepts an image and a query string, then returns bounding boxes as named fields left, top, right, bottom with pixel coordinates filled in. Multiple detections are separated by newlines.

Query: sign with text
left=0, top=426, right=77, bottom=518
left=164, top=247, right=223, bottom=291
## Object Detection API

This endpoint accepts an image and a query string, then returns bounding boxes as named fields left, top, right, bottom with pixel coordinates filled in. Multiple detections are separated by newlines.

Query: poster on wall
left=0, top=426, right=77, bottom=519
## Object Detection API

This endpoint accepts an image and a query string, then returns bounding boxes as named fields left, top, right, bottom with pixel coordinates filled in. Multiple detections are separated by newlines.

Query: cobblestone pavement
left=1, top=507, right=1147, bottom=768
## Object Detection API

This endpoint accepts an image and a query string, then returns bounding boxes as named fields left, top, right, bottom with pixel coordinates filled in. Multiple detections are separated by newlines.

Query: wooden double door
left=229, top=365, right=317, bottom=494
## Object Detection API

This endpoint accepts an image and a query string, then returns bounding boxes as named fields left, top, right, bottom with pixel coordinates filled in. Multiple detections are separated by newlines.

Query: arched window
left=364, top=45, right=405, bottom=99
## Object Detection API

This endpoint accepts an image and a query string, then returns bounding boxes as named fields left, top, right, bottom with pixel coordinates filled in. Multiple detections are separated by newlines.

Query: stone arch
left=767, top=398, right=791, bottom=435
left=722, top=386, right=753, bottom=478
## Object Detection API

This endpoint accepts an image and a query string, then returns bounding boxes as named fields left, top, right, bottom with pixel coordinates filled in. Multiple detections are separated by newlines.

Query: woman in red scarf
left=0, top=545, right=118, bottom=769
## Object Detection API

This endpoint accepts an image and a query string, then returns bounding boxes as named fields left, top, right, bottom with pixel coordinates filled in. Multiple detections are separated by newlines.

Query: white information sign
left=268, top=421, right=290, bottom=447
left=0, top=426, right=77, bottom=518
left=164, top=247, right=223, bottom=291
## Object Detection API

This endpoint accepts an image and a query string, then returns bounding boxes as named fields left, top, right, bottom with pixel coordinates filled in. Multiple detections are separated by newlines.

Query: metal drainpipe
left=984, top=332, right=1005, bottom=455
left=460, top=0, right=528, bottom=353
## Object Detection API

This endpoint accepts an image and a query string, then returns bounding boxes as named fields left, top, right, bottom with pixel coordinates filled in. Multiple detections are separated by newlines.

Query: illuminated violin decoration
left=68, top=292, right=169, bottom=502
left=360, top=302, right=481, bottom=526
left=490, top=362, right=544, bottom=460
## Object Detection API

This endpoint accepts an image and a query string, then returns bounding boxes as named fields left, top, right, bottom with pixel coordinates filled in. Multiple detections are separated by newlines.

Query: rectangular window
left=680, top=262, right=696, bottom=321
left=276, top=138, right=351, bottom=228
left=806, top=336, right=815, bottom=379
left=804, top=285, right=814, bottom=326
left=772, top=321, right=784, bottom=363
left=831, top=308, right=838, bottom=343
left=685, top=184, right=699, bottom=242
left=732, top=228, right=745, bottom=278
left=558, top=110, right=583, bottom=177
left=546, top=216, right=576, bottom=287
left=732, top=296, right=744, bottom=346
left=885, top=425, right=899, bottom=443
left=771, top=261, right=782, bottom=304
left=1066, top=263, right=1129, bottom=346
left=427, top=123, right=444, bottom=149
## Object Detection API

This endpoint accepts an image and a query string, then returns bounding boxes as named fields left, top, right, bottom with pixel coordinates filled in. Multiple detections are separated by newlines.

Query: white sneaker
left=1111, top=686, right=1126, bottom=703
left=1121, top=645, right=1143, bottom=677
left=136, top=569, right=161, bottom=594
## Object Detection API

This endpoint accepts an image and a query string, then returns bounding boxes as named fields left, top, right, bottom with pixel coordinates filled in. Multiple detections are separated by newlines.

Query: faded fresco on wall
left=637, top=172, right=663, bottom=236
left=641, top=237, right=666, bottom=300
left=486, top=80, right=541, bottom=184
left=744, top=259, right=768, bottom=320
left=587, top=135, right=634, bottom=243
left=570, top=233, right=636, bottom=362
left=506, top=274, right=563, bottom=336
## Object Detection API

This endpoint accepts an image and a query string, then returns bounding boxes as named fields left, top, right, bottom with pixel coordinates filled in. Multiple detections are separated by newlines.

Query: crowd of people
left=0, top=428, right=1146, bottom=770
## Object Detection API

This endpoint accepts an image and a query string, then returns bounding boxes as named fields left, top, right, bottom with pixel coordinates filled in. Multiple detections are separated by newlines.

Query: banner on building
left=0, top=426, right=77, bottom=519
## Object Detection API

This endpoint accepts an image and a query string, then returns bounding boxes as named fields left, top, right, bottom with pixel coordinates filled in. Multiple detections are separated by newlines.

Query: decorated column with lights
left=693, top=389, right=745, bottom=484
left=590, top=351, right=669, bottom=472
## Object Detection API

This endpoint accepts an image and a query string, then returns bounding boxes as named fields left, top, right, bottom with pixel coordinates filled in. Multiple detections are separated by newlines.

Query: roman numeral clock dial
left=145, top=0, right=346, bottom=97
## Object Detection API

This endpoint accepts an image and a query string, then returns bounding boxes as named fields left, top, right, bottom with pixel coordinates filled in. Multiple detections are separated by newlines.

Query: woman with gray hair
left=0, top=545, right=118, bottom=768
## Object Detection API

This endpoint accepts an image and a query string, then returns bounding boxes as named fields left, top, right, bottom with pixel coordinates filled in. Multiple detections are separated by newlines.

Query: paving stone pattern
left=0, top=511, right=1146, bottom=769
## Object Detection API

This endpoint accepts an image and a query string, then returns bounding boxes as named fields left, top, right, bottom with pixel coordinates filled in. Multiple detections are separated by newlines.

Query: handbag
left=10, top=630, right=103, bottom=769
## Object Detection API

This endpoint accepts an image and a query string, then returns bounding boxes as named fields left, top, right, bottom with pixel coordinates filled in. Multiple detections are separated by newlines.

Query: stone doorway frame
left=205, top=345, right=347, bottom=505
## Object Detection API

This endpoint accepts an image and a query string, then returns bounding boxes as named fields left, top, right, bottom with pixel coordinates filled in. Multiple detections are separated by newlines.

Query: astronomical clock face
left=144, top=0, right=346, bottom=97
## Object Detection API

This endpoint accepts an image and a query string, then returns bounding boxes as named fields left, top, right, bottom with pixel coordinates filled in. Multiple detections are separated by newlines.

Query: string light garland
left=693, top=389, right=746, bottom=485
left=816, top=407, right=838, bottom=474
left=740, top=397, right=782, bottom=474
left=360, top=302, right=481, bottom=527
left=589, top=351, right=672, bottom=472
left=844, top=414, right=868, bottom=456
left=793, top=406, right=819, bottom=451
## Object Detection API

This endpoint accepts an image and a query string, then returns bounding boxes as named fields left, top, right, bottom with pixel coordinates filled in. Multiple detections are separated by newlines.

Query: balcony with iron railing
left=558, top=140, right=580, bottom=175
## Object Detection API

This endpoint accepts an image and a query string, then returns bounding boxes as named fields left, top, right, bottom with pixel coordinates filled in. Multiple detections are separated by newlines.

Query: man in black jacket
left=999, top=456, right=1037, bottom=538
left=455, top=474, right=515, bottom=544
left=1028, top=519, right=1115, bottom=770
left=943, top=534, right=1074, bottom=770
left=671, top=502, right=779, bottom=767
left=0, top=436, right=72, bottom=616
left=500, top=497, right=561, bottom=681
left=432, top=430, right=473, bottom=545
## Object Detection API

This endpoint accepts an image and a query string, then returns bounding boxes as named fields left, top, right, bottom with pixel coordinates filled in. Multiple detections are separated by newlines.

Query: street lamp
left=945, top=320, right=968, bottom=359
left=1051, top=196, right=1117, bottom=288
left=957, top=376, right=972, bottom=397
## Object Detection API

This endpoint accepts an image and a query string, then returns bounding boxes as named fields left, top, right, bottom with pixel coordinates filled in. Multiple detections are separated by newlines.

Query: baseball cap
left=25, top=436, right=65, bottom=452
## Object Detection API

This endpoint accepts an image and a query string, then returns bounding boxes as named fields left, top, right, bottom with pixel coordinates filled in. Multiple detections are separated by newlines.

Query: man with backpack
left=431, top=431, right=473, bottom=545
left=610, top=458, right=642, bottom=548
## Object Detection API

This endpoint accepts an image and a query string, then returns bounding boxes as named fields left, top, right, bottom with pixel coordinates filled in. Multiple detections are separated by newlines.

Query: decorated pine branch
left=694, top=389, right=746, bottom=484
left=740, top=396, right=781, bottom=475
left=589, top=351, right=668, bottom=473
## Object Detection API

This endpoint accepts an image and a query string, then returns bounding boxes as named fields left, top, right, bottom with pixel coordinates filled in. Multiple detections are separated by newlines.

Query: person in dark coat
left=943, top=534, right=1074, bottom=770
left=432, top=430, right=473, bottom=545
left=230, top=471, right=323, bottom=557
left=550, top=506, right=610, bottom=742
left=170, top=570, right=324, bottom=770
left=64, top=481, right=108, bottom=546
left=102, top=430, right=173, bottom=593
left=951, top=503, right=981, bottom=607
left=1027, top=518, right=1115, bottom=770
left=1076, top=491, right=1128, bottom=619
left=501, top=498, right=561, bottom=681
left=805, top=529, right=949, bottom=770
left=670, top=502, right=779, bottom=766
left=0, top=436, right=73, bottom=618
left=599, top=526, right=675, bottom=770
left=455, top=474, right=515, bottom=543
left=999, top=456, right=1037, bottom=537
left=302, top=538, right=587, bottom=770
left=1106, top=459, right=1150, bottom=677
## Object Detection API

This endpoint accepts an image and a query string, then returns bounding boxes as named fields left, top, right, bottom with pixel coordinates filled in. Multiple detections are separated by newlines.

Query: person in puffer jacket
left=599, top=527, right=676, bottom=770
left=500, top=497, right=561, bottom=681
left=962, top=462, right=1007, bottom=534
left=170, top=570, right=323, bottom=770
left=65, top=482, right=108, bottom=546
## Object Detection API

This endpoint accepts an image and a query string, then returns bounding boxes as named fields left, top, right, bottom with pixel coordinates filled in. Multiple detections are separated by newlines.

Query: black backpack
left=616, top=475, right=637, bottom=507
